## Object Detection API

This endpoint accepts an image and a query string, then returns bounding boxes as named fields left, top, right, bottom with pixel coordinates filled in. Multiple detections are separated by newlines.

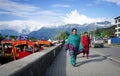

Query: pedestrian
left=65, top=28, right=83, bottom=66
left=82, top=32, right=90, bottom=59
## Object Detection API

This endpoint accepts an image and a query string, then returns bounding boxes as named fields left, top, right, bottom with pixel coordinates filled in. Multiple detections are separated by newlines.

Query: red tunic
left=82, top=35, right=90, bottom=51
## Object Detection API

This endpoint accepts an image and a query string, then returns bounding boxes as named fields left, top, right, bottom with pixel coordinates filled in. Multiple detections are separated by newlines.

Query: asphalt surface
left=43, top=45, right=120, bottom=76
left=91, top=44, right=120, bottom=63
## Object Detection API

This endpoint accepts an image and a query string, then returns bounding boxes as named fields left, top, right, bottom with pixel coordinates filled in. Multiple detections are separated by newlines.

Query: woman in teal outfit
left=65, top=28, right=83, bottom=66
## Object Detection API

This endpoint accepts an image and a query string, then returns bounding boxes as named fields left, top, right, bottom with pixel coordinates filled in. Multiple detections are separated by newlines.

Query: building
left=115, top=16, right=120, bottom=37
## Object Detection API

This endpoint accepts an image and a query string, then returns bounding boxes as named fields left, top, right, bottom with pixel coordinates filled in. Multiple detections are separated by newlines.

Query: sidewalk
left=43, top=46, right=120, bottom=76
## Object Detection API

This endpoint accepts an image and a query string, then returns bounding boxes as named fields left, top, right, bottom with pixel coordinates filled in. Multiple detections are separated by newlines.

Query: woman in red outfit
left=82, top=32, right=90, bottom=59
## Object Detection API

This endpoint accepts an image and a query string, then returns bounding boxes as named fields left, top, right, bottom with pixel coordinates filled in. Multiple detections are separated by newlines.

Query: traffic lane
left=90, top=45, right=120, bottom=63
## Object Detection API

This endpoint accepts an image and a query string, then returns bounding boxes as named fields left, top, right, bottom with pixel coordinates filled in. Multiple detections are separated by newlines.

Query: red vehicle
left=0, top=40, right=35, bottom=64
left=35, top=40, right=51, bottom=51
left=12, top=40, right=35, bottom=60
left=36, top=40, right=51, bottom=47
left=0, top=40, right=14, bottom=64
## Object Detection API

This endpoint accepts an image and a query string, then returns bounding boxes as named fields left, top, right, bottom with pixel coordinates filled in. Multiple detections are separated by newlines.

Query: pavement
left=43, top=45, right=120, bottom=76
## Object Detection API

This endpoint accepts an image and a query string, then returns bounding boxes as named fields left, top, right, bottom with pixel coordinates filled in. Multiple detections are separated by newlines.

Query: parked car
left=91, top=37, right=104, bottom=48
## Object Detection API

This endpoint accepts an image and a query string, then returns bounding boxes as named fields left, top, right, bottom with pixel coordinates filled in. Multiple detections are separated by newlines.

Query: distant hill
left=94, top=25, right=116, bottom=38
left=0, top=29, right=19, bottom=37
left=96, top=21, right=111, bottom=25
left=28, top=21, right=112, bottom=39
left=28, top=27, right=60, bottom=40
left=0, top=21, right=112, bottom=39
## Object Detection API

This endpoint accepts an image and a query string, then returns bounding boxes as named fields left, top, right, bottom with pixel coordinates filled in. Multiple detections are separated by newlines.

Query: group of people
left=65, top=28, right=90, bottom=66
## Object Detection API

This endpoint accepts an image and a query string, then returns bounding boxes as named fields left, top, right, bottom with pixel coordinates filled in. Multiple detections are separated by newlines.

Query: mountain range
left=0, top=29, right=19, bottom=36
left=0, top=21, right=112, bottom=39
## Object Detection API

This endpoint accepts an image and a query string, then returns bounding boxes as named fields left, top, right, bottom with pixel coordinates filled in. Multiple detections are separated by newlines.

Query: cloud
left=0, top=0, right=64, bottom=33
left=0, top=10, right=106, bottom=33
left=104, top=0, right=120, bottom=5
left=0, top=0, right=108, bottom=33
left=52, top=4, right=70, bottom=8
left=0, top=0, right=64, bottom=24
left=86, top=0, right=104, bottom=7
left=0, top=20, right=45, bottom=33
left=29, top=10, right=64, bottom=24
left=63, top=10, right=105, bottom=25
left=0, top=0, right=39, bottom=17
left=0, top=19, right=64, bottom=33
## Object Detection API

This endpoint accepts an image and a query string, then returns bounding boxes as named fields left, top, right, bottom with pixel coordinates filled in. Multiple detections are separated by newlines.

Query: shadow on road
left=77, top=54, right=101, bottom=58
left=75, top=54, right=111, bottom=67
left=89, top=54, right=101, bottom=58
left=91, top=46, right=110, bottom=48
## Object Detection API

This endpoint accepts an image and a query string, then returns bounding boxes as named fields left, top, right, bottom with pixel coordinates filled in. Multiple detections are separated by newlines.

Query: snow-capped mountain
left=0, top=21, right=112, bottom=39
left=28, top=21, right=112, bottom=39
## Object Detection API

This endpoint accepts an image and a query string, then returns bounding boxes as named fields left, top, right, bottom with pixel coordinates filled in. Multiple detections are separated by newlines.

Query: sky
left=0, top=0, right=120, bottom=33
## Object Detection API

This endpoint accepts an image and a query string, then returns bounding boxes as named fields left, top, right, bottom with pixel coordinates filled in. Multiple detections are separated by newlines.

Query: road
left=91, top=44, right=120, bottom=63
left=44, top=45, right=120, bottom=76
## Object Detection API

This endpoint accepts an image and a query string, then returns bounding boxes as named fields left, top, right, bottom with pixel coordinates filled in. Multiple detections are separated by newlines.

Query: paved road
left=91, top=44, right=120, bottom=63
left=43, top=45, right=120, bottom=76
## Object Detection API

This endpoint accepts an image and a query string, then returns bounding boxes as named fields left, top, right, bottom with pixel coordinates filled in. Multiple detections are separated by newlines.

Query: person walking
left=82, top=32, right=90, bottom=59
left=65, top=28, right=83, bottom=66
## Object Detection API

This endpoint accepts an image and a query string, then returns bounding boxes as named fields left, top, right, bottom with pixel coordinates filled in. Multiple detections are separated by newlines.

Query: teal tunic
left=65, top=34, right=83, bottom=65
left=66, top=34, right=83, bottom=51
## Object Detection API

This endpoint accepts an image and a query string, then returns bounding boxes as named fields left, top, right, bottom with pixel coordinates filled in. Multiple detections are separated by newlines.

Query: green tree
left=0, top=34, right=3, bottom=38
left=0, top=34, right=4, bottom=41
left=57, top=31, right=69, bottom=40
left=29, top=37, right=37, bottom=40
left=90, top=25, right=115, bottom=38
left=10, top=36, right=18, bottom=40
left=95, top=29, right=101, bottom=36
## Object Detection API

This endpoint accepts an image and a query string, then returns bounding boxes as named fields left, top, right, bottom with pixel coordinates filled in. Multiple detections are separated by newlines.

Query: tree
left=90, top=25, right=115, bottom=38
left=10, top=36, right=18, bottom=40
left=0, top=34, right=4, bottom=41
left=95, top=29, right=101, bottom=36
left=29, top=37, right=37, bottom=40
left=56, top=31, right=69, bottom=40
left=0, top=34, right=3, bottom=38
